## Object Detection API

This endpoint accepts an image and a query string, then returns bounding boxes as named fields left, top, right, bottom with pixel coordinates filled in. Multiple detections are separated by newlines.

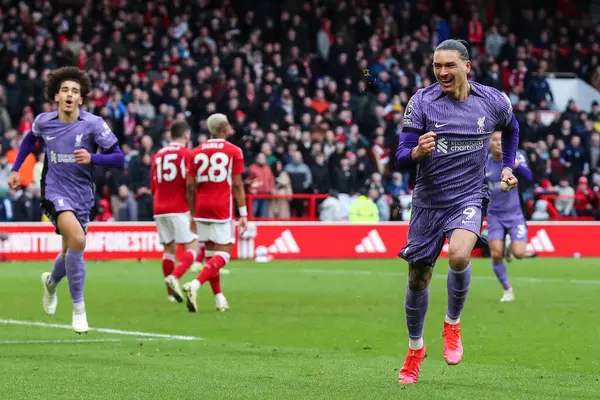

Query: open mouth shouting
left=438, top=77, right=454, bottom=90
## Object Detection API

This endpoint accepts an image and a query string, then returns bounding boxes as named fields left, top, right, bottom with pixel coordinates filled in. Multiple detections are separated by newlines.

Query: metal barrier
left=246, top=193, right=329, bottom=221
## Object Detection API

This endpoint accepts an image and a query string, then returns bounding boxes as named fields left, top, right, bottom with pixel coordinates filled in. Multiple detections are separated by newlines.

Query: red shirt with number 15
left=150, top=143, right=192, bottom=216
left=188, top=138, right=244, bottom=222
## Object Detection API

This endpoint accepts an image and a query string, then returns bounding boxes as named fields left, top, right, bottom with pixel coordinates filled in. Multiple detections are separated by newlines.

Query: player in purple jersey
left=486, top=131, right=533, bottom=302
left=394, top=40, right=519, bottom=384
left=8, top=67, right=124, bottom=334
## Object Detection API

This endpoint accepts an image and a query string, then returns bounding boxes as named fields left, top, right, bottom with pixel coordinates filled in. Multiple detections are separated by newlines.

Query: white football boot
left=215, top=293, right=229, bottom=312
left=500, top=288, right=515, bottom=303
left=182, top=282, right=199, bottom=312
left=164, top=275, right=184, bottom=303
left=72, top=303, right=89, bottom=334
left=41, top=272, right=58, bottom=315
left=167, top=295, right=178, bottom=303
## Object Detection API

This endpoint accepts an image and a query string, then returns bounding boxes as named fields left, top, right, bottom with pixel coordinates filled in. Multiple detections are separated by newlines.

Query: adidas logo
left=267, top=230, right=300, bottom=254
left=526, top=229, right=555, bottom=253
left=355, top=230, right=387, bottom=253
left=440, top=229, right=555, bottom=254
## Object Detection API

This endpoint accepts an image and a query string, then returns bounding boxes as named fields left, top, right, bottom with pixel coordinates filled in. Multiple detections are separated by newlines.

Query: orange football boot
left=398, top=346, right=427, bottom=384
left=443, top=321, right=464, bottom=365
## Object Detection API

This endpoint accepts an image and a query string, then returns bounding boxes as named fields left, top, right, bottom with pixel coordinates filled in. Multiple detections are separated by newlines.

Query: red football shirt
left=188, top=139, right=244, bottom=221
left=150, top=143, right=191, bottom=216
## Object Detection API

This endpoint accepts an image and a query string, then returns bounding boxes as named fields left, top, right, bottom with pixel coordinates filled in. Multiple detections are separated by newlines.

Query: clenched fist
left=412, top=132, right=436, bottom=160
left=8, top=171, right=20, bottom=189
left=74, top=149, right=91, bottom=164
left=501, top=168, right=518, bottom=192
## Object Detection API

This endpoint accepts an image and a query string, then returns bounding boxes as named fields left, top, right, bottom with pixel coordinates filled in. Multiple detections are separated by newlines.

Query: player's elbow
left=233, top=181, right=244, bottom=192
left=395, top=148, right=415, bottom=168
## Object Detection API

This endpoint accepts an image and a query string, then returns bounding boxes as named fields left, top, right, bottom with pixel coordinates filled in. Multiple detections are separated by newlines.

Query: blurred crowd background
left=0, top=0, right=599, bottom=223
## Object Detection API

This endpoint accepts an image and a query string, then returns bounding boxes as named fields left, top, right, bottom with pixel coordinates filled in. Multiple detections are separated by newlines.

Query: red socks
left=204, top=249, right=221, bottom=294
left=197, top=243, right=205, bottom=263
left=197, top=252, right=229, bottom=285
left=171, top=249, right=197, bottom=279
left=162, top=254, right=176, bottom=295
left=209, top=276, right=222, bottom=295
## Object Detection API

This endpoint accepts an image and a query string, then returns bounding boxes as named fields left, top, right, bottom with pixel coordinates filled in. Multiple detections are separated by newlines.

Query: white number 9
left=463, top=207, right=476, bottom=220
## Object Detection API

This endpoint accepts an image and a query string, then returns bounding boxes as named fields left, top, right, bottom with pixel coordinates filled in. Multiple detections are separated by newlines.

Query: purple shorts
left=487, top=213, right=527, bottom=242
left=42, top=196, right=90, bottom=235
left=399, top=199, right=487, bottom=266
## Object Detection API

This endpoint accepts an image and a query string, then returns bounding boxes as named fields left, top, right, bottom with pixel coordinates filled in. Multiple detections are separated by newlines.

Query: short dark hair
left=435, top=39, right=470, bottom=62
left=170, top=120, right=190, bottom=139
left=45, top=67, right=92, bottom=101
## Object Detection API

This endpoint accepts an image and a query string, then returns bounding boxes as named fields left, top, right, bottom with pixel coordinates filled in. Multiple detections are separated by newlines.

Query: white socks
left=409, top=338, right=424, bottom=350
left=73, top=301, right=85, bottom=314
left=190, top=279, right=201, bottom=291
left=444, top=315, right=460, bottom=325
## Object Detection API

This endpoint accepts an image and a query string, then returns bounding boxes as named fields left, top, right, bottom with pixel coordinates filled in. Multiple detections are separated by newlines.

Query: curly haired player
left=9, top=67, right=124, bottom=333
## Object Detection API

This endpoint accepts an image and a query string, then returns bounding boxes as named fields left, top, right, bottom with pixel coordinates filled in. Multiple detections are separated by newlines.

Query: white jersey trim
left=194, top=217, right=233, bottom=223
left=153, top=211, right=190, bottom=218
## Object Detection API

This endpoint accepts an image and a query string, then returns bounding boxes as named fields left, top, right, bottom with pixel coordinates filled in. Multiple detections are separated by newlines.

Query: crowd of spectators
left=0, top=0, right=599, bottom=223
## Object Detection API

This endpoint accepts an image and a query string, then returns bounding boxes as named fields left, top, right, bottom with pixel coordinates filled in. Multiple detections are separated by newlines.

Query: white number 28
left=194, top=152, right=230, bottom=183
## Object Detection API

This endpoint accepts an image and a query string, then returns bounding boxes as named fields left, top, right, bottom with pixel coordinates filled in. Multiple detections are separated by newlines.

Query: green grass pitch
left=0, top=258, right=599, bottom=399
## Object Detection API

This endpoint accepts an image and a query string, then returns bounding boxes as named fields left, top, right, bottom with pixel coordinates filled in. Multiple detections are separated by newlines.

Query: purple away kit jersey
left=486, top=152, right=527, bottom=221
left=33, top=110, right=118, bottom=217
left=402, top=81, right=514, bottom=209
left=486, top=152, right=528, bottom=241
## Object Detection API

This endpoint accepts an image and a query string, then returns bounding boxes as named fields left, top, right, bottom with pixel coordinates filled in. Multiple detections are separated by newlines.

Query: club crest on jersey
left=403, top=96, right=416, bottom=125
left=477, top=116, right=486, bottom=133
left=74, top=134, right=83, bottom=148
left=405, top=97, right=415, bottom=117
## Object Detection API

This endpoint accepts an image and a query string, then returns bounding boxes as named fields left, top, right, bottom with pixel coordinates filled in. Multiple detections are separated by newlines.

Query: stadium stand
left=0, top=0, right=599, bottom=222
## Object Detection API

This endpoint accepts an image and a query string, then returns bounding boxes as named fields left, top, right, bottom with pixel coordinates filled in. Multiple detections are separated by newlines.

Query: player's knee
left=490, top=249, right=503, bottom=262
left=67, top=232, right=86, bottom=251
left=164, top=242, right=177, bottom=255
left=491, top=255, right=503, bottom=264
left=408, top=263, right=433, bottom=291
left=448, top=253, right=471, bottom=271
left=511, top=243, right=527, bottom=259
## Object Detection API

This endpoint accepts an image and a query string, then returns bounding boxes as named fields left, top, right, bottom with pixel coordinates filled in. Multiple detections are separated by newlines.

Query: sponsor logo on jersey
left=50, top=150, right=76, bottom=164
left=436, top=138, right=484, bottom=153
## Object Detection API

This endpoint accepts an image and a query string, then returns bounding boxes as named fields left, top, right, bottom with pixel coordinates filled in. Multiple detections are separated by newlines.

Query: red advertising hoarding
left=0, top=222, right=596, bottom=261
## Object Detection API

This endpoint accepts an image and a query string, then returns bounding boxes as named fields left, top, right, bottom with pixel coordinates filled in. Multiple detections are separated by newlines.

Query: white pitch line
left=0, top=338, right=162, bottom=345
left=236, top=267, right=600, bottom=285
left=0, top=319, right=202, bottom=341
